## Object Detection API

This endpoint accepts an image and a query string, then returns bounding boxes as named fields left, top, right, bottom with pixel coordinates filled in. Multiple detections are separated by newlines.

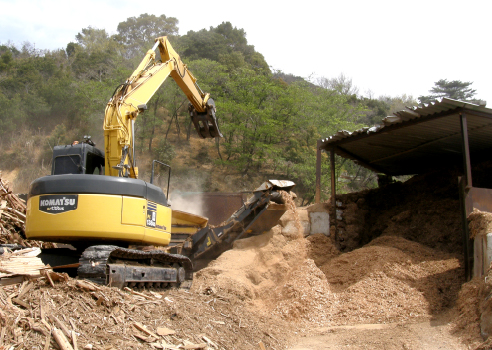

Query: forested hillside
left=0, top=13, right=417, bottom=204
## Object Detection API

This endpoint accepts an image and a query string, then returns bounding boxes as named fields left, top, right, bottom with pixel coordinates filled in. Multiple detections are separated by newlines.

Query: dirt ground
left=1, top=167, right=491, bottom=349
left=289, top=319, right=466, bottom=350
left=0, top=231, right=483, bottom=350
left=1, top=227, right=477, bottom=350
left=190, top=226, right=474, bottom=348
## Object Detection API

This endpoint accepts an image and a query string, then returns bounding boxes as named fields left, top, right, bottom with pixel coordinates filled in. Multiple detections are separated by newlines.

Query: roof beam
left=319, top=107, right=466, bottom=150
left=368, top=119, right=492, bottom=165
left=456, top=109, right=492, bottom=121
left=332, top=146, right=389, bottom=174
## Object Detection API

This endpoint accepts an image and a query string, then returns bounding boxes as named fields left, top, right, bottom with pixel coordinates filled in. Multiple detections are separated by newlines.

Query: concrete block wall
left=279, top=203, right=330, bottom=237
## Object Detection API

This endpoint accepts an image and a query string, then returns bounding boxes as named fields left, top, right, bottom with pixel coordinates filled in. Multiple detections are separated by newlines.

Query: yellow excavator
left=20, top=37, right=295, bottom=290
left=24, top=37, right=222, bottom=289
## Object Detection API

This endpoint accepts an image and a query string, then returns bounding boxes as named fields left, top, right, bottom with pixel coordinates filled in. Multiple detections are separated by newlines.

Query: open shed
left=316, top=98, right=492, bottom=280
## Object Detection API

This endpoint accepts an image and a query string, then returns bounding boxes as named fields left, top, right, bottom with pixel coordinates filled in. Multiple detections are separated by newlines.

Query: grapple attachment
left=190, top=99, right=223, bottom=138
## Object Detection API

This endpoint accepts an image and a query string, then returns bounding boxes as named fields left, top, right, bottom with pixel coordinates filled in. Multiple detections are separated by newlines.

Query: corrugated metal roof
left=318, top=98, right=492, bottom=175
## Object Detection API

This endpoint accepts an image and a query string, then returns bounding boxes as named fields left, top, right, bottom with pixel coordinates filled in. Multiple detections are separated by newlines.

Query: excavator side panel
left=122, top=197, right=146, bottom=226
left=26, top=194, right=145, bottom=244
left=143, top=203, right=172, bottom=246
left=27, top=194, right=173, bottom=247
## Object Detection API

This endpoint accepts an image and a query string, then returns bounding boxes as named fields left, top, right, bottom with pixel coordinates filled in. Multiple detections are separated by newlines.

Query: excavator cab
left=52, top=143, right=105, bottom=176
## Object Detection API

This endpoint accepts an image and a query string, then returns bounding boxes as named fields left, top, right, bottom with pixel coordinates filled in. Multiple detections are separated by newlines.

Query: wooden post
left=315, top=140, right=322, bottom=204
left=330, top=148, right=337, bottom=241
left=459, top=176, right=472, bottom=281
left=460, top=112, right=473, bottom=188
left=459, top=112, right=474, bottom=281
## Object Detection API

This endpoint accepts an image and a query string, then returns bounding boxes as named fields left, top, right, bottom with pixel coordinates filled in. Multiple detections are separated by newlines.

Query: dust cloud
left=169, top=192, right=205, bottom=217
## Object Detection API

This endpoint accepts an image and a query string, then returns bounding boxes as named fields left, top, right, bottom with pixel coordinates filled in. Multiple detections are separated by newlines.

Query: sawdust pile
left=306, top=233, right=339, bottom=267
left=332, top=169, right=463, bottom=254
left=192, top=224, right=308, bottom=301
left=268, top=259, right=337, bottom=326
left=468, top=209, right=492, bottom=239
left=195, top=220, right=464, bottom=332
left=451, top=277, right=483, bottom=347
left=448, top=263, right=492, bottom=349
left=449, top=268, right=492, bottom=350
left=450, top=209, right=492, bottom=348
left=320, top=236, right=463, bottom=324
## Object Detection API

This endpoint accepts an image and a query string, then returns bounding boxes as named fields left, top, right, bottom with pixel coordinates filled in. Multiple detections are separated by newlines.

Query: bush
left=0, top=129, right=39, bottom=170
left=153, top=139, right=176, bottom=165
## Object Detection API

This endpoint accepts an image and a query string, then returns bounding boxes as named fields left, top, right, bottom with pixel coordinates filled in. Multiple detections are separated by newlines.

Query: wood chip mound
left=450, top=277, right=483, bottom=347
left=468, top=208, right=492, bottom=239
left=194, top=216, right=465, bottom=335
left=451, top=210, right=492, bottom=348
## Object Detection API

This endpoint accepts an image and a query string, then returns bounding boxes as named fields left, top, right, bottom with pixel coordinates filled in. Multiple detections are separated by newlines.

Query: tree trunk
left=164, top=113, right=174, bottom=141
left=186, top=116, right=192, bottom=141
left=174, top=113, right=181, bottom=141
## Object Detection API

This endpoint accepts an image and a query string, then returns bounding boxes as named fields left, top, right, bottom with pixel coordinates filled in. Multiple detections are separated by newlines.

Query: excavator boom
left=104, top=36, right=222, bottom=178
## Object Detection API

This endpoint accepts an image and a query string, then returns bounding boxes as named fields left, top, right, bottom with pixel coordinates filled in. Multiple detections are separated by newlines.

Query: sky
left=1, top=0, right=491, bottom=103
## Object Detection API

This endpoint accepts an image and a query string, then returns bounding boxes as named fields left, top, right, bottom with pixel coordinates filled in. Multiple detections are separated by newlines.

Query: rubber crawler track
left=78, top=245, right=193, bottom=290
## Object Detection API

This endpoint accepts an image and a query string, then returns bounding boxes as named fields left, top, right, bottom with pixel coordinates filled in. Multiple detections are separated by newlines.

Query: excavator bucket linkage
left=190, top=99, right=223, bottom=139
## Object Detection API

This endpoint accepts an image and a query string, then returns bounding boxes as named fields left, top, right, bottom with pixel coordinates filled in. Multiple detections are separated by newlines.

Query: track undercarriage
left=77, top=245, right=193, bottom=290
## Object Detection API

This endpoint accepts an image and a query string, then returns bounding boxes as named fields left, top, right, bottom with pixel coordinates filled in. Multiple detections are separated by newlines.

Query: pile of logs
left=0, top=247, right=49, bottom=286
left=0, top=173, right=27, bottom=245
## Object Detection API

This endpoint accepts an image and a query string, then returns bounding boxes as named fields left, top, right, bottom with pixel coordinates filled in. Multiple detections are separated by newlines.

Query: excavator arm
left=104, top=36, right=222, bottom=178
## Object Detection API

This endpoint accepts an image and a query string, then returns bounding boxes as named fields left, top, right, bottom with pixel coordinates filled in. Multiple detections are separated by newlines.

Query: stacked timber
left=0, top=247, right=48, bottom=286
left=0, top=172, right=53, bottom=249
left=0, top=173, right=27, bottom=243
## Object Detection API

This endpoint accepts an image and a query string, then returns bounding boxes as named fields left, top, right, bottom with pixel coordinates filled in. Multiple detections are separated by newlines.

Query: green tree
left=180, top=22, right=269, bottom=72
left=357, top=95, right=417, bottom=126
left=218, top=67, right=283, bottom=172
left=116, top=13, right=179, bottom=59
left=76, top=27, right=115, bottom=54
left=419, top=79, right=477, bottom=104
left=0, top=45, right=16, bottom=72
left=316, top=73, right=359, bottom=96
left=72, top=27, right=126, bottom=82
left=0, top=44, right=61, bottom=138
